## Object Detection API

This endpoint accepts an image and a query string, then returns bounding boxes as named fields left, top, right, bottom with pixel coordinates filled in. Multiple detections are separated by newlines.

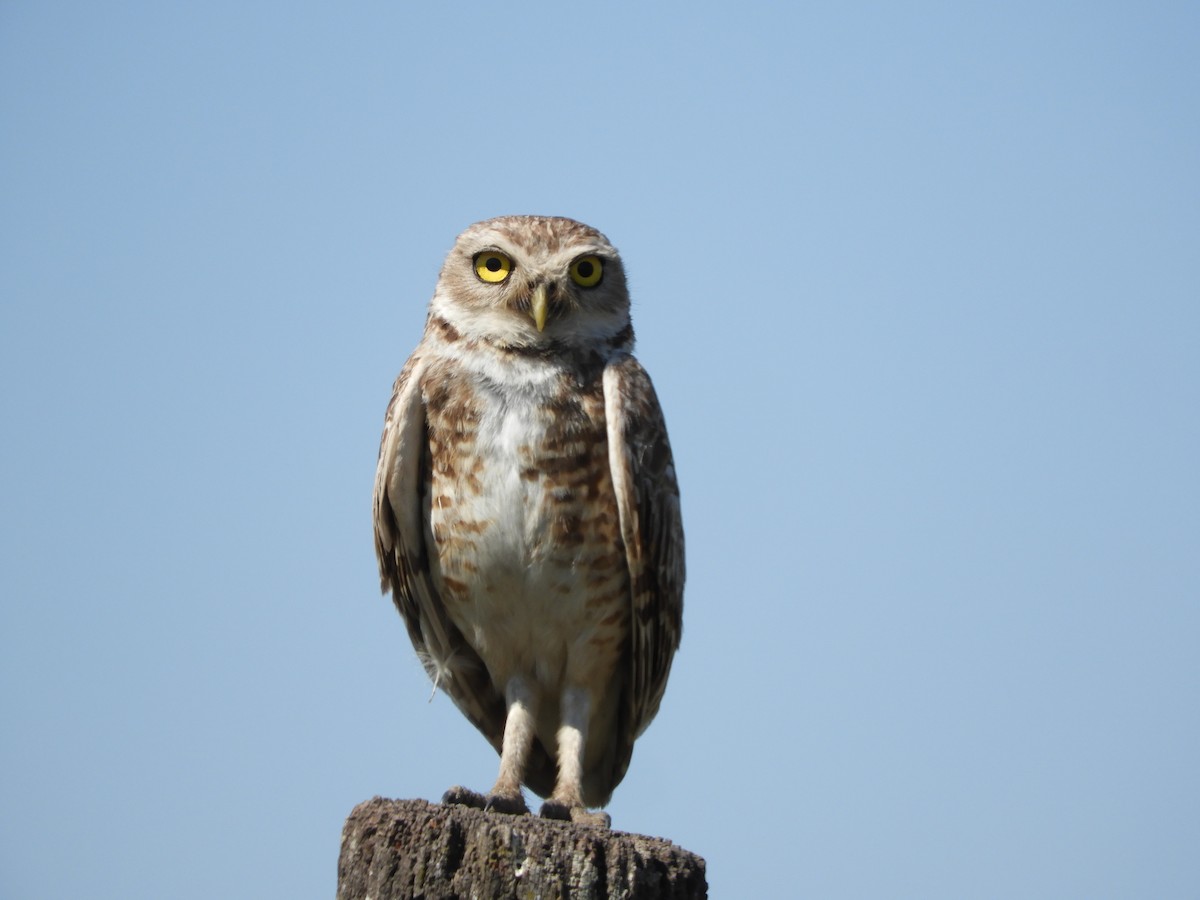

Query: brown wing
left=372, top=353, right=511, bottom=760
left=604, top=354, right=685, bottom=741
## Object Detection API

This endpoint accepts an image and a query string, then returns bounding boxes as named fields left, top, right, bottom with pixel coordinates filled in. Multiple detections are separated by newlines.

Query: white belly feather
left=427, top=359, right=621, bottom=698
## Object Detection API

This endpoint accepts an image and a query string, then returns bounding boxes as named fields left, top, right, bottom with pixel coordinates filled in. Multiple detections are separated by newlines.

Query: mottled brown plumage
left=372, top=216, right=683, bottom=824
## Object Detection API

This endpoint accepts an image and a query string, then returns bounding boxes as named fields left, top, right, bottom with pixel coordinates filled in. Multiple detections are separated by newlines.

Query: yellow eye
left=569, top=255, right=603, bottom=288
left=474, top=251, right=512, bottom=284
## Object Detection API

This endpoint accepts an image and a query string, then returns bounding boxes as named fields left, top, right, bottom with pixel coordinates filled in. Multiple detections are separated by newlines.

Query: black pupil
left=485, top=256, right=502, bottom=272
left=577, top=260, right=594, bottom=279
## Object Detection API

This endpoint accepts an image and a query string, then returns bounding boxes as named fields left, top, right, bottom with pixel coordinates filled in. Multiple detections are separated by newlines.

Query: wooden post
left=338, top=797, right=707, bottom=899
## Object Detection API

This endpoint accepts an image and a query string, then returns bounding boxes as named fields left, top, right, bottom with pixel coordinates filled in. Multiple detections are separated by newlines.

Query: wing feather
left=372, top=354, right=509, bottom=753
left=604, top=354, right=685, bottom=741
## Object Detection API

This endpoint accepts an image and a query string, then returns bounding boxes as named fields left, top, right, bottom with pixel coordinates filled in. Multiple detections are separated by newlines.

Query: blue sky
left=2, top=3, right=1197, bottom=897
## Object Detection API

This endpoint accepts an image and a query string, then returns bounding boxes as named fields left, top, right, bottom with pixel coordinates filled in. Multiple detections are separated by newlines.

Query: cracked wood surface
left=337, top=797, right=706, bottom=900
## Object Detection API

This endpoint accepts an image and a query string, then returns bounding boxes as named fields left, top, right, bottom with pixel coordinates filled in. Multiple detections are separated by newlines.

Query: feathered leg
left=443, top=677, right=534, bottom=815
left=540, top=686, right=611, bottom=827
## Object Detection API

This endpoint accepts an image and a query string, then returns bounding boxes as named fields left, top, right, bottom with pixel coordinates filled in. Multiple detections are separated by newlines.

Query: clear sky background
left=2, top=3, right=1197, bottom=898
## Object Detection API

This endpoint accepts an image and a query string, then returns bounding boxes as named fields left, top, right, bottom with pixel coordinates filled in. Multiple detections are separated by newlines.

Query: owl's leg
left=540, top=686, right=611, bottom=828
left=485, top=678, right=538, bottom=813
left=445, top=677, right=535, bottom=815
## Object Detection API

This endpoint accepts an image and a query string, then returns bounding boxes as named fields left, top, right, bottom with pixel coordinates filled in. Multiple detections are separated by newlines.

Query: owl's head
left=427, top=216, right=632, bottom=351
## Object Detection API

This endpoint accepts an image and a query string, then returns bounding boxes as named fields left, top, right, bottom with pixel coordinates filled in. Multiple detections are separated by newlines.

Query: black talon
left=539, top=799, right=572, bottom=821
left=442, top=786, right=487, bottom=809
left=484, top=792, right=530, bottom=816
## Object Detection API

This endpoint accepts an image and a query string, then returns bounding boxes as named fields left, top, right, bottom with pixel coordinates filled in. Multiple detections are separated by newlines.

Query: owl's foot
left=539, top=799, right=611, bottom=829
left=486, top=791, right=530, bottom=816
left=441, top=785, right=529, bottom=816
left=442, top=785, right=487, bottom=809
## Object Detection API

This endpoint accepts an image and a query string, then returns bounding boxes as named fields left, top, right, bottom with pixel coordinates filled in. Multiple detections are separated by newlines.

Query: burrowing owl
left=372, top=216, right=684, bottom=825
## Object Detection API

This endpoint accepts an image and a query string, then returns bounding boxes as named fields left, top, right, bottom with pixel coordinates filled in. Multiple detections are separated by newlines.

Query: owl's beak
left=530, top=283, right=549, bottom=332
